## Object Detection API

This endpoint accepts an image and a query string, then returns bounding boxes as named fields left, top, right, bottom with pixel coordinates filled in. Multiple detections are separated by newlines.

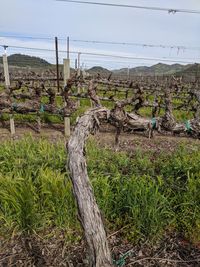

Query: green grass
left=0, top=113, right=63, bottom=124
left=0, top=137, right=200, bottom=245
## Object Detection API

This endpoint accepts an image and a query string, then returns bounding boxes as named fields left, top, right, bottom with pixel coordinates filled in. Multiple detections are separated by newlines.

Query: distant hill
left=149, top=63, right=188, bottom=75
left=113, top=63, right=191, bottom=78
left=0, top=54, right=51, bottom=68
left=176, top=63, right=200, bottom=78
left=0, top=54, right=196, bottom=79
left=87, top=66, right=111, bottom=77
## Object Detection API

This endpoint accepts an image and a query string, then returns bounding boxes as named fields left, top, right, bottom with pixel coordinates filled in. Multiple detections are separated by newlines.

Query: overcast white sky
left=0, top=0, right=200, bottom=69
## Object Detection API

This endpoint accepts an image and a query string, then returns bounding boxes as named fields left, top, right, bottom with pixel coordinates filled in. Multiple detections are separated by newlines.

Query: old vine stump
left=68, top=107, right=113, bottom=267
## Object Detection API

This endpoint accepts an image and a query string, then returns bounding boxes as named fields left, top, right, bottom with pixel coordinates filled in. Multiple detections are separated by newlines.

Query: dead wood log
left=68, top=107, right=113, bottom=267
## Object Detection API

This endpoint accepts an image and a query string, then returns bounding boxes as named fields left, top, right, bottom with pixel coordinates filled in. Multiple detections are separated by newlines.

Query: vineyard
left=0, top=65, right=200, bottom=266
left=1, top=0, right=200, bottom=264
left=0, top=69, right=200, bottom=139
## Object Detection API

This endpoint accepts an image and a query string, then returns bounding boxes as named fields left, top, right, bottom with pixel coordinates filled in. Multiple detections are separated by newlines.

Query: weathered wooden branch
left=68, top=107, right=113, bottom=267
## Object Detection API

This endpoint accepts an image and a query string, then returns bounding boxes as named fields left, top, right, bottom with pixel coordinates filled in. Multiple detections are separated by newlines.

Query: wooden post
left=127, top=66, right=130, bottom=80
left=63, top=58, right=71, bottom=137
left=10, top=115, right=15, bottom=136
left=77, top=52, right=81, bottom=76
left=55, top=37, right=60, bottom=92
left=63, top=58, right=70, bottom=83
left=37, top=115, right=41, bottom=133
left=75, top=59, right=77, bottom=70
left=82, top=68, right=87, bottom=93
left=64, top=117, right=70, bottom=137
left=3, top=49, right=15, bottom=136
left=3, top=54, right=10, bottom=87
left=67, top=36, right=70, bottom=60
left=76, top=53, right=81, bottom=107
left=77, top=82, right=81, bottom=108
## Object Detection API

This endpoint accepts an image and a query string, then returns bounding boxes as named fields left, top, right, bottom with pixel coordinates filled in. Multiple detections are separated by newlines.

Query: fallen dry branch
left=68, top=107, right=113, bottom=267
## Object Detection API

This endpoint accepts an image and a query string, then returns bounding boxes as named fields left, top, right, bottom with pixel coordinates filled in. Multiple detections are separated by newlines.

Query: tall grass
left=0, top=137, right=199, bottom=244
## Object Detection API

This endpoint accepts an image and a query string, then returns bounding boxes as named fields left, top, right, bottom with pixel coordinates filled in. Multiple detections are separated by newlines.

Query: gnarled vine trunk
left=67, top=107, right=113, bottom=267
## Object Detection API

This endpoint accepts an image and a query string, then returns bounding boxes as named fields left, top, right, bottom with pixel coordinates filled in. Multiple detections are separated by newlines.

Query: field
left=0, top=132, right=200, bottom=266
left=0, top=72, right=200, bottom=266
left=1, top=0, right=200, bottom=262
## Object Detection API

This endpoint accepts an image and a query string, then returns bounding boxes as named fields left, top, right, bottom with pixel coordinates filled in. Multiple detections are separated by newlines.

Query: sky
left=0, top=0, right=200, bottom=69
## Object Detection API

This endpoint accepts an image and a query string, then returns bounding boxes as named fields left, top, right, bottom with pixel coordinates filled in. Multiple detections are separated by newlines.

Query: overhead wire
left=1, top=35, right=200, bottom=52
left=55, top=0, right=200, bottom=15
left=71, top=39, right=200, bottom=52
left=0, top=44, right=198, bottom=64
left=0, top=35, right=54, bottom=40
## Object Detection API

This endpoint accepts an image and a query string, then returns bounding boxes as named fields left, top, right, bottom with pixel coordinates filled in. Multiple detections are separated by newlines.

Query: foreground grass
left=0, top=137, right=199, bottom=245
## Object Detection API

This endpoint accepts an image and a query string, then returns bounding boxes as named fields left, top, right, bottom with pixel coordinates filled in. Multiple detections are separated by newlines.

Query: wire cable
left=56, top=0, right=200, bottom=15
left=0, top=35, right=54, bottom=40
left=71, top=39, right=200, bottom=51
left=0, top=44, right=199, bottom=64
left=1, top=35, right=199, bottom=51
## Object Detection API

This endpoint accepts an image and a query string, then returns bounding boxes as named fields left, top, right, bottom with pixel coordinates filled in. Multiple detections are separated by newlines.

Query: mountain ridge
left=0, top=54, right=51, bottom=68
left=0, top=54, right=196, bottom=77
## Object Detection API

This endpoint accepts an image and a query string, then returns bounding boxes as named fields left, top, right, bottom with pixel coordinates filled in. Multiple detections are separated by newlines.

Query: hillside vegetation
left=177, top=63, right=200, bottom=77
left=0, top=53, right=194, bottom=76
left=112, top=63, right=191, bottom=77
left=0, top=54, right=51, bottom=68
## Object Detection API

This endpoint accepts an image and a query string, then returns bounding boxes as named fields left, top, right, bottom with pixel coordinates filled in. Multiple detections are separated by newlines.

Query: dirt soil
left=0, top=231, right=200, bottom=267
left=0, top=123, right=200, bottom=154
